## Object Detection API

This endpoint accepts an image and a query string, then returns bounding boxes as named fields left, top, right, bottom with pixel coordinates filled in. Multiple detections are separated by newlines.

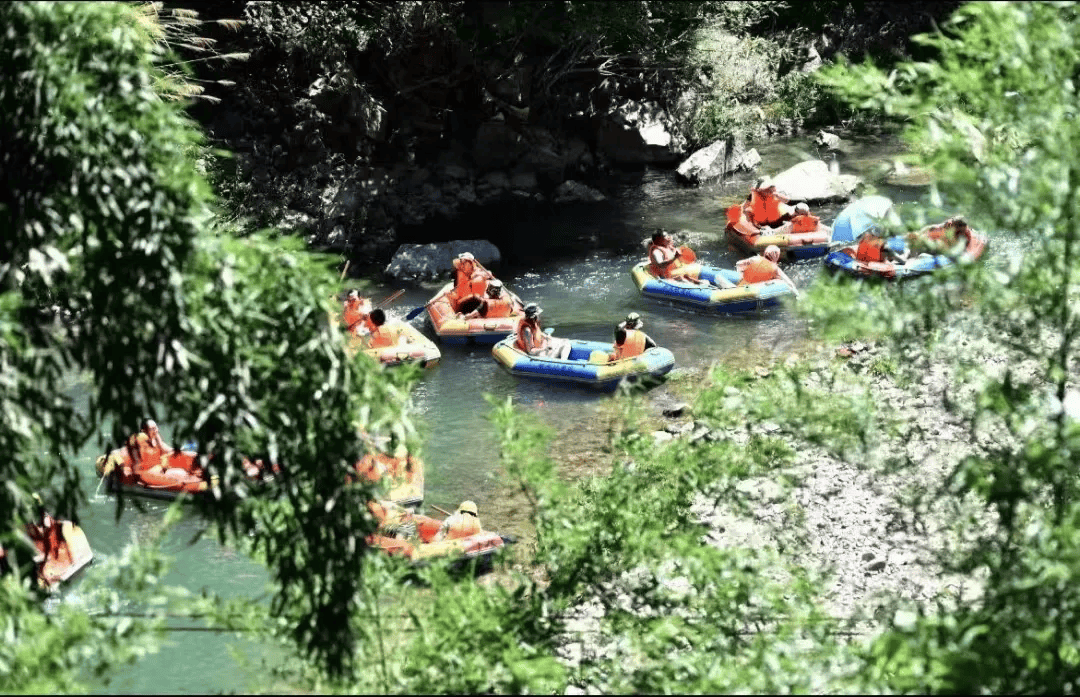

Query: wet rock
left=596, top=100, right=687, bottom=166
left=772, top=159, right=860, bottom=204
left=276, top=209, right=316, bottom=235
left=553, top=181, right=606, bottom=204
left=866, top=560, right=887, bottom=573
left=383, top=240, right=502, bottom=284
left=652, top=431, right=675, bottom=444
left=675, top=137, right=757, bottom=186
left=815, top=131, right=841, bottom=151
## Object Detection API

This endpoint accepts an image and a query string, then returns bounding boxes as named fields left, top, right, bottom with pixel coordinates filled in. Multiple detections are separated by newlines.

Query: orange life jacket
left=856, top=236, right=886, bottom=263
left=515, top=318, right=546, bottom=353
left=612, top=329, right=647, bottom=361
left=444, top=511, right=482, bottom=540
left=791, top=213, right=819, bottom=233
left=130, top=433, right=163, bottom=473
left=369, top=323, right=402, bottom=349
left=750, top=190, right=783, bottom=226
left=343, top=298, right=368, bottom=329
left=647, top=243, right=679, bottom=278
left=740, top=257, right=779, bottom=285
left=479, top=296, right=515, bottom=318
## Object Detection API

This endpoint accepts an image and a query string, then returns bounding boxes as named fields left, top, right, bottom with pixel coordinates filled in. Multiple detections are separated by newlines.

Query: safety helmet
left=347, top=289, right=359, bottom=299
left=624, top=312, right=642, bottom=328
left=142, top=418, right=158, bottom=431
left=457, top=252, right=475, bottom=261
left=459, top=500, right=478, bottom=516
left=764, top=245, right=781, bottom=262
left=524, top=303, right=541, bottom=319
left=794, top=202, right=810, bottom=214
left=488, top=279, right=504, bottom=295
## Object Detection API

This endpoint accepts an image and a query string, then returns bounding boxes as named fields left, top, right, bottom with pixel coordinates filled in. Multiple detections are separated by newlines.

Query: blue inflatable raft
left=491, top=337, right=675, bottom=391
left=630, top=262, right=794, bottom=314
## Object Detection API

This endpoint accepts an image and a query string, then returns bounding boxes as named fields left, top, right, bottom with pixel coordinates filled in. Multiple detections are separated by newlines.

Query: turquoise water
left=56, top=134, right=1026, bottom=693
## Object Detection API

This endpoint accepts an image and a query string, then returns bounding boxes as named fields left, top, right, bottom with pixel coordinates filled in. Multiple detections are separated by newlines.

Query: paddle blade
left=831, top=195, right=895, bottom=244
left=405, top=306, right=426, bottom=321
left=678, top=245, right=697, bottom=263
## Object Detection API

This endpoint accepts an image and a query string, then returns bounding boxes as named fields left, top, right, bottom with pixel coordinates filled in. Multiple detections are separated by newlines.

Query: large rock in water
left=596, top=100, right=687, bottom=165
left=676, top=137, right=759, bottom=186
left=384, top=240, right=502, bottom=284
left=771, top=160, right=860, bottom=204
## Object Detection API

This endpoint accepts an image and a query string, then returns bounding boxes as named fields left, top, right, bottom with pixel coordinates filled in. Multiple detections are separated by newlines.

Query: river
left=66, top=133, right=1016, bottom=693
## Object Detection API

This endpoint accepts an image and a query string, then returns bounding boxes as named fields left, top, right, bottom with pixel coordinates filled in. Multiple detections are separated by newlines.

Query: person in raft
left=449, top=252, right=493, bottom=314
left=365, top=308, right=405, bottom=349
left=462, top=279, right=516, bottom=319
left=647, top=229, right=719, bottom=287
left=607, top=324, right=656, bottom=362
left=855, top=229, right=910, bottom=266
left=736, top=245, right=800, bottom=296
left=343, top=290, right=374, bottom=335
left=744, top=178, right=793, bottom=228
left=615, top=313, right=657, bottom=351
left=515, top=303, right=572, bottom=359
left=434, top=500, right=482, bottom=542
left=788, top=202, right=820, bottom=233
left=911, top=215, right=973, bottom=254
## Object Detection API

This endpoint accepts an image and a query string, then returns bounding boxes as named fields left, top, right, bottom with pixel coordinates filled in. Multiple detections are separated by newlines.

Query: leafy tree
left=1, top=0, right=416, bottom=687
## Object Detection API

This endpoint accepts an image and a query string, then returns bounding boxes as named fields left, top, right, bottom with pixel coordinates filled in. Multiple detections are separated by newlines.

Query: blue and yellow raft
left=630, top=262, right=794, bottom=314
left=491, top=337, right=675, bottom=391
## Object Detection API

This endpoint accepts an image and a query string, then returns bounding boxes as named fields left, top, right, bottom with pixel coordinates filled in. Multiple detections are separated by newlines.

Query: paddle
left=376, top=289, right=404, bottom=309
left=405, top=301, right=435, bottom=322
left=430, top=504, right=452, bottom=517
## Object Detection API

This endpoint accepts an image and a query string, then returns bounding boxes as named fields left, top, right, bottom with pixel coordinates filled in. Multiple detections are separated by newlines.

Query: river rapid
left=68, top=132, right=1012, bottom=693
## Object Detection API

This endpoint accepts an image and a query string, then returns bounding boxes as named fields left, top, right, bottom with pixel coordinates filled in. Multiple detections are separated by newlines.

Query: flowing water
left=64, top=133, right=1026, bottom=692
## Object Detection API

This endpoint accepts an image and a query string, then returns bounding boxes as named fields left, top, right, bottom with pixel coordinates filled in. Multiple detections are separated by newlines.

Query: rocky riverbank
left=533, top=334, right=1015, bottom=681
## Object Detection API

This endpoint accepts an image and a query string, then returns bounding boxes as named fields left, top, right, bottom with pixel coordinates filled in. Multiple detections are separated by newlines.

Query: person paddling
left=449, top=252, right=493, bottom=314
left=434, top=500, right=482, bottom=542
left=646, top=229, right=711, bottom=285
left=343, top=290, right=374, bottom=334
left=736, top=245, right=800, bottom=296
left=745, top=178, right=792, bottom=228
left=789, top=202, right=820, bottom=233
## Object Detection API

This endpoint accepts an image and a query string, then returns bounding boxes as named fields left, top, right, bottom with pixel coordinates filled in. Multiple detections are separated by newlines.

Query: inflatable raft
left=424, top=281, right=525, bottom=345
left=630, top=262, right=794, bottom=314
left=352, top=451, right=425, bottom=508
left=348, top=320, right=441, bottom=368
left=368, top=513, right=509, bottom=567
left=491, top=336, right=675, bottom=390
left=96, top=446, right=214, bottom=501
left=725, top=205, right=832, bottom=260
left=825, top=232, right=988, bottom=280
left=27, top=519, right=94, bottom=589
left=96, top=442, right=272, bottom=501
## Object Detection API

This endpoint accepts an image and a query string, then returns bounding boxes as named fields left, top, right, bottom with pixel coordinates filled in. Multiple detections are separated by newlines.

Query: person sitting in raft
left=789, top=202, right=820, bottom=233
left=745, top=178, right=793, bottom=228
left=434, top=500, right=482, bottom=542
left=855, top=229, right=910, bottom=266
left=615, top=313, right=658, bottom=351
left=463, top=279, right=516, bottom=319
left=607, top=324, right=655, bottom=362
left=912, top=216, right=973, bottom=254
left=449, top=252, right=493, bottom=314
left=365, top=308, right=405, bottom=349
left=736, top=245, right=800, bottom=296
left=647, top=229, right=714, bottom=286
left=26, top=493, right=65, bottom=566
left=515, top=303, right=572, bottom=359
left=126, top=419, right=170, bottom=475
left=342, top=290, right=374, bottom=335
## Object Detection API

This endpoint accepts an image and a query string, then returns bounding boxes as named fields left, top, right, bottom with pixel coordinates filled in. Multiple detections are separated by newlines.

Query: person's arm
left=650, top=247, right=676, bottom=270
left=643, top=333, right=657, bottom=350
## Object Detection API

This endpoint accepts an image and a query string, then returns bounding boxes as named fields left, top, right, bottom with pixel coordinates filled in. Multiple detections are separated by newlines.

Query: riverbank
left=489, top=329, right=1013, bottom=681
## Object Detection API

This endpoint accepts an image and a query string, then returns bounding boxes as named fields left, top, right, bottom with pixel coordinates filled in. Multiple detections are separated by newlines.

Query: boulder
left=473, top=120, right=528, bottom=170
left=771, top=159, right=861, bottom=204
left=383, top=240, right=503, bottom=284
left=553, top=181, right=606, bottom=204
left=815, top=130, right=841, bottom=151
left=675, top=137, right=757, bottom=186
left=596, top=100, right=687, bottom=165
